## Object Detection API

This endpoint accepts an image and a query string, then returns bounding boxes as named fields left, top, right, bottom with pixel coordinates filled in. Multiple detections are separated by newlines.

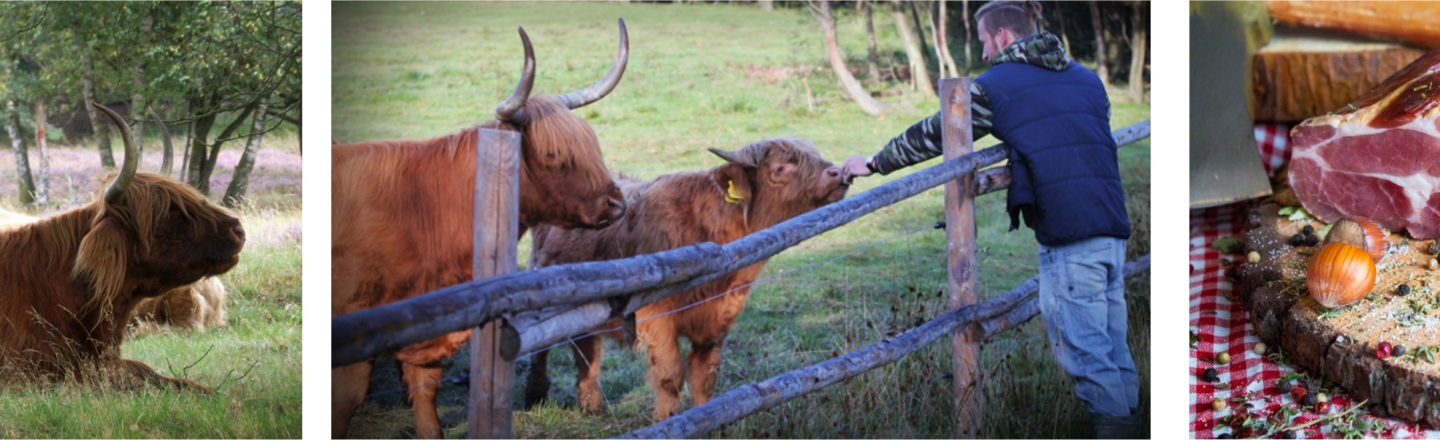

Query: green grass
left=334, top=2, right=1149, bottom=438
left=0, top=155, right=303, bottom=438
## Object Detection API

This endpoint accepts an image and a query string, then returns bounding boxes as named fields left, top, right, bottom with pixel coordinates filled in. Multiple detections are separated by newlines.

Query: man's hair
left=975, top=1, right=1041, bottom=37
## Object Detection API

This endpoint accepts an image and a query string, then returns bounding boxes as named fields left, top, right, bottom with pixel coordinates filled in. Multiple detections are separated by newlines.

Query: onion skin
left=1307, top=242, right=1376, bottom=308
left=1324, top=217, right=1387, bottom=262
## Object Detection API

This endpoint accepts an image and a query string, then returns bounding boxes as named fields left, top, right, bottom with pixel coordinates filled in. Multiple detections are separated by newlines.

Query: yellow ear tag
left=724, top=180, right=744, bottom=204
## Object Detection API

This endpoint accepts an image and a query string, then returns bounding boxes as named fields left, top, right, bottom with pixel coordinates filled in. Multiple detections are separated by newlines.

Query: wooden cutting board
left=1239, top=202, right=1440, bottom=427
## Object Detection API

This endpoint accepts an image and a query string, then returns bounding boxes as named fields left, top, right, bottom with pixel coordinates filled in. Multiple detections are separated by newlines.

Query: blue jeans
left=1037, top=235, right=1138, bottom=418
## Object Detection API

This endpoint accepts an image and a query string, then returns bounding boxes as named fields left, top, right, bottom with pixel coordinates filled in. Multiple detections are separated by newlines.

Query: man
left=841, top=2, right=1140, bottom=437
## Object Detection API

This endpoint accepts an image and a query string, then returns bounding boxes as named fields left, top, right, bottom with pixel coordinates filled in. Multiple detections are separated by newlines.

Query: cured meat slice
left=1289, top=49, right=1440, bottom=239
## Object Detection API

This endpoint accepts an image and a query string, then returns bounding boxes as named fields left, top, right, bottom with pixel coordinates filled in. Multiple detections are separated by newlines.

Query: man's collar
left=989, top=30, right=1071, bottom=71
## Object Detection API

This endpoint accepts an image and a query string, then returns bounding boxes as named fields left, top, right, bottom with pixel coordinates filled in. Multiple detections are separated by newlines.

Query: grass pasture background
left=334, top=2, right=1150, bottom=438
left=0, top=131, right=303, bottom=438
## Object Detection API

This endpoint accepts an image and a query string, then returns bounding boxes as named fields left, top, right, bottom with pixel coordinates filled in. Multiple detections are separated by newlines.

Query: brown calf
left=330, top=22, right=629, bottom=438
left=524, top=137, right=848, bottom=420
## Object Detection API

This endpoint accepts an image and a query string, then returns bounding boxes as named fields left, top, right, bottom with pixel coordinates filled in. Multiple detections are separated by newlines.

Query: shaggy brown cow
left=0, top=103, right=245, bottom=389
left=331, top=22, right=630, bottom=438
left=130, top=276, right=228, bottom=335
left=523, top=137, right=848, bottom=420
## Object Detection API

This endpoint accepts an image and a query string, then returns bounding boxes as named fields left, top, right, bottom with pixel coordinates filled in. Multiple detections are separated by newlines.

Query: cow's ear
left=74, top=218, right=131, bottom=315
left=712, top=163, right=753, bottom=206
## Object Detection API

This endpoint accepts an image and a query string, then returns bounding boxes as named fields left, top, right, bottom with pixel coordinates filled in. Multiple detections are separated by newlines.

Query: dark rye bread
left=1239, top=202, right=1440, bottom=427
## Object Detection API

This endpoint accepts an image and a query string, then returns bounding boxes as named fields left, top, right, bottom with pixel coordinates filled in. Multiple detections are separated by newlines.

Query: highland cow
left=331, top=21, right=630, bottom=438
left=524, top=137, right=848, bottom=420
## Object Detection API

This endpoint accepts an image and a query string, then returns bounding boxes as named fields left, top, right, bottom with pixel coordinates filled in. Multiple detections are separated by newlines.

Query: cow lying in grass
left=0, top=103, right=245, bottom=389
left=130, top=276, right=229, bottom=335
left=523, top=137, right=848, bottom=420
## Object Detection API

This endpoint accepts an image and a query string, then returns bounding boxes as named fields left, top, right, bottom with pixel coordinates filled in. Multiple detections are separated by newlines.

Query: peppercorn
left=1304, top=234, right=1320, bottom=246
left=1276, top=380, right=1291, bottom=393
left=1216, top=352, right=1230, bottom=365
left=1201, top=368, right=1219, bottom=383
left=1279, top=430, right=1296, bottom=439
left=1393, top=345, right=1407, bottom=357
left=1289, top=234, right=1304, bottom=246
left=1303, top=392, right=1318, bottom=407
left=1303, top=224, right=1315, bottom=236
left=1247, top=251, right=1260, bottom=264
left=1212, top=398, right=1226, bottom=412
left=1254, top=342, right=1267, bottom=356
left=1216, top=434, right=1233, bottom=439
left=1291, top=385, right=1307, bottom=401
left=1378, top=341, right=1393, bottom=359
left=1316, top=401, right=1331, bottom=413
left=1429, top=241, right=1439, bottom=255
left=1398, top=284, right=1411, bottom=296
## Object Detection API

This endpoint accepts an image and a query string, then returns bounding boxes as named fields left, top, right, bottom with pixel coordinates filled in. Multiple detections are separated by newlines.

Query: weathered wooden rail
left=331, top=75, right=1151, bottom=438
left=616, top=256, right=1150, bottom=439
left=329, top=122, right=1149, bottom=367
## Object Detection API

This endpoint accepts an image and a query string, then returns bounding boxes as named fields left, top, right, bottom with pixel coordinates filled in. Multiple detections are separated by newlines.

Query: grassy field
left=335, top=2, right=1149, bottom=438
left=0, top=134, right=303, bottom=438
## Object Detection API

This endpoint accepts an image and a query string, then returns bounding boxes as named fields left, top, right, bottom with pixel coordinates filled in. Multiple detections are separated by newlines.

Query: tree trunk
left=864, top=1, right=881, bottom=84
left=156, top=106, right=175, bottom=177
left=34, top=99, right=48, bottom=205
left=758, top=0, right=772, bottom=11
left=933, top=0, right=959, bottom=78
left=1056, top=4, right=1071, bottom=55
left=80, top=47, right=115, bottom=168
left=130, top=13, right=153, bottom=158
left=907, top=1, right=932, bottom=69
left=891, top=1, right=935, bottom=97
left=185, top=96, right=216, bottom=190
left=1089, top=1, right=1109, bottom=85
left=224, top=99, right=268, bottom=208
left=962, top=0, right=972, bottom=75
left=6, top=89, right=34, bottom=206
left=198, top=102, right=258, bottom=195
left=1127, top=1, right=1146, bottom=103
left=812, top=1, right=887, bottom=116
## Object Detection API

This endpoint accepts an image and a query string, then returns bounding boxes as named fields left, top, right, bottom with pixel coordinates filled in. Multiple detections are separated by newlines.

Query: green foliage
left=334, top=3, right=1149, bottom=438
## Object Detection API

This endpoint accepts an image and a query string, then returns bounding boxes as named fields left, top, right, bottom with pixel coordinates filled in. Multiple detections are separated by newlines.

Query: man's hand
left=841, top=154, right=874, bottom=183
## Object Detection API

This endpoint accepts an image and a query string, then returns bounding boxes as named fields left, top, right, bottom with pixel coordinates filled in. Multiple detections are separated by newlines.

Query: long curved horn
left=555, top=18, right=628, bottom=109
left=92, top=102, right=139, bottom=203
left=149, top=105, right=174, bottom=177
left=494, top=26, right=536, bottom=123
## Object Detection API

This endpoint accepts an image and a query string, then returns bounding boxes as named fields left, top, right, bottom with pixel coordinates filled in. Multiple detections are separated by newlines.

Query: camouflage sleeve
left=871, top=82, right=994, bottom=175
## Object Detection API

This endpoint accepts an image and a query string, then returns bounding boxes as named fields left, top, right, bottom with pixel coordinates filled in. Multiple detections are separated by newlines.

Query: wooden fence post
left=940, top=77, right=982, bottom=438
left=470, top=128, right=521, bottom=439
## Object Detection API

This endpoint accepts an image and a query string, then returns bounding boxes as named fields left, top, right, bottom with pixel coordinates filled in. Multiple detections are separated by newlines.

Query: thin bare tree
left=890, top=0, right=935, bottom=97
left=932, top=1, right=959, bottom=78
left=1090, top=1, right=1110, bottom=84
left=864, top=0, right=881, bottom=84
left=807, top=0, right=887, bottom=116
left=962, top=0, right=973, bottom=75
left=33, top=99, right=48, bottom=204
left=1127, top=0, right=1147, bottom=102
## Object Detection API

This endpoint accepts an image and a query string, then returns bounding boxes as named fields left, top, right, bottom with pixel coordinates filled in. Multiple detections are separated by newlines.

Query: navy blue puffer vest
left=975, top=62, right=1131, bottom=247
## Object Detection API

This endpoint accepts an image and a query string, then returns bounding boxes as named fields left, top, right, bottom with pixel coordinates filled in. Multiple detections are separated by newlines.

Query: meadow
left=334, top=2, right=1149, bottom=438
left=0, top=131, right=303, bottom=438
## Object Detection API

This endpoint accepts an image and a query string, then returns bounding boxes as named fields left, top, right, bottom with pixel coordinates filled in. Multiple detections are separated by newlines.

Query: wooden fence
left=331, top=77, right=1152, bottom=438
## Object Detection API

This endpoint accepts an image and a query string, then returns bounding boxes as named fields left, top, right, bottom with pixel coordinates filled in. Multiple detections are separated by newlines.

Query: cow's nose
left=825, top=166, right=844, bottom=182
left=232, top=223, right=246, bottom=243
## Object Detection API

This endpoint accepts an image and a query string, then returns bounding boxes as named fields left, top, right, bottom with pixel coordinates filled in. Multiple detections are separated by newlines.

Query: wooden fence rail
left=617, top=255, right=1150, bottom=439
left=331, top=120, right=1150, bottom=367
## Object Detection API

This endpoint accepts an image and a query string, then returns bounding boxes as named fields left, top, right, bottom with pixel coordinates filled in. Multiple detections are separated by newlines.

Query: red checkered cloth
left=1188, top=123, right=1439, bottom=438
